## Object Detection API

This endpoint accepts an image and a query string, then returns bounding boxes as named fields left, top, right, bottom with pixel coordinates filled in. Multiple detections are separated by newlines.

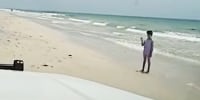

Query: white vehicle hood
left=0, top=70, right=152, bottom=100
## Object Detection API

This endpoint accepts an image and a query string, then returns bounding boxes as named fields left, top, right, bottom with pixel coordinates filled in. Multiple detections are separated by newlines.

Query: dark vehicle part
left=0, top=60, right=24, bottom=71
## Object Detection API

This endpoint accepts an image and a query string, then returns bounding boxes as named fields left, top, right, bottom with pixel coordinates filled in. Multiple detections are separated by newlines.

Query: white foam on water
left=7, top=9, right=66, bottom=21
left=0, top=9, right=11, bottom=12
left=186, top=83, right=195, bottom=87
left=126, top=28, right=145, bottom=34
left=42, top=12, right=65, bottom=17
left=92, top=22, right=108, bottom=26
left=68, top=18, right=91, bottom=24
left=112, top=32, right=125, bottom=36
left=51, top=20, right=69, bottom=24
left=131, top=26, right=136, bottom=29
left=155, top=49, right=200, bottom=64
left=14, top=10, right=43, bottom=17
left=79, top=32, right=98, bottom=37
left=155, top=31, right=200, bottom=42
left=186, top=83, right=200, bottom=91
left=50, top=16, right=64, bottom=20
left=37, top=17, right=48, bottom=20
left=125, top=28, right=200, bottom=42
left=104, top=37, right=200, bottom=64
left=104, top=38, right=143, bottom=51
left=36, top=13, right=65, bottom=20
left=116, top=26, right=125, bottom=29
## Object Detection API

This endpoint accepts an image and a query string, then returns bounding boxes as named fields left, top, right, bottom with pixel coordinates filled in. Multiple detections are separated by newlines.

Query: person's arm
left=140, top=37, right=144, bottom=46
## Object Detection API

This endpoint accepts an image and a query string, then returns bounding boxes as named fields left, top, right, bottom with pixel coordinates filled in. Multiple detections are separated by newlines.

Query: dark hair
left=147, top=30, right=153, bottom=36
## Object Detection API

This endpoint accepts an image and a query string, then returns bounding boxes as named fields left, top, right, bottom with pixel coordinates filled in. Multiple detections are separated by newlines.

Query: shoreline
left=0, top=11, right=200, bottom=100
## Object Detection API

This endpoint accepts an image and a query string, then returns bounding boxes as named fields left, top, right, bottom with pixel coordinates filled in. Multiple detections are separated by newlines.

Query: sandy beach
left=0, top=10, right=200, bottom=100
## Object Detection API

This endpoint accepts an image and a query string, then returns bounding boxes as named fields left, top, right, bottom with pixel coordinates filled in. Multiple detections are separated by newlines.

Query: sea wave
left=36, top=14, right=65, bottom=20
left=126, top=28, right=200, bottom=42
left=9, top=9, right=66, bottom=20
left=0, top=9, right=12, bottom=12
left=38, top=12, right=65, bottom=20
left=68, top=18, right=91, bottom=24
left=79, top=32, right=98, bottom=37
left=131, top=26, right=136, bottom=29
left=37, top=16, right=64, bottom=20
left=126, top=28, right=145, bottom=34
left=14, top=10, right=43, bottom=17
left=92, top=22, right=108, bottom=26
left=104, top=38, right=200, bottom=64
left=51, top=20, right=68, bottom=24
left=116, top=26, right=125, bottom=29
left=156, top=31, right=200, bottom=42
left=112, top=32, right=125, bottom=36
left=104, top=38, right=142, bottom=51
left=37, top=17, right=48, bottom=20
left=155, top=49, right=200, bottom=64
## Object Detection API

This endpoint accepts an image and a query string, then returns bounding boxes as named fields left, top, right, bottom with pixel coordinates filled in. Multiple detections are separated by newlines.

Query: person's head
left=147, top=30, right=153, bottom=39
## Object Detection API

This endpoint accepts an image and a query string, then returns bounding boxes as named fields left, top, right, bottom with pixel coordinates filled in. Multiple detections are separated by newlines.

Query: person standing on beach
left=140, top=30, right=154, bottom=73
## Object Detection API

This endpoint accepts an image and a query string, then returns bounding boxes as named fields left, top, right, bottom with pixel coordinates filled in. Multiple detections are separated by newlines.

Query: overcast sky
left=0, top=0, right=200, bottom=20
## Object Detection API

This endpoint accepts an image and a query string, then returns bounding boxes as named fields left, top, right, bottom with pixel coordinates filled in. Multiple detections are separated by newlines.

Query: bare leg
left=141, top=56, right=146, bottom=72
left=146, top=57, right=151, bottom=73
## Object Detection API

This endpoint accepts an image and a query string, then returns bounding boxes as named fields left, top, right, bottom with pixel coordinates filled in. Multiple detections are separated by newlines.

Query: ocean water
left=8, top=9, right=200, bottom=64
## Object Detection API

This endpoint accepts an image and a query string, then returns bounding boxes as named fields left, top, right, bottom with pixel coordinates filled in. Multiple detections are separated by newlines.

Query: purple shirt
left=143, top=39, right=153, bottom=57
